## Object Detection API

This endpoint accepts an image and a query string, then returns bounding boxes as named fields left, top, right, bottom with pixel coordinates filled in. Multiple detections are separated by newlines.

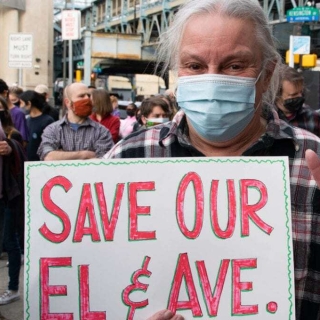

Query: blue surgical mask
left=176, top=74, right=259, bottom=142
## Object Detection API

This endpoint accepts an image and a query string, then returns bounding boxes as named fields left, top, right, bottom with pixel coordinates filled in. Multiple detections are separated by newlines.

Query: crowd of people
left=1, top=0, right=320, bottom=318
left=0, top=79, right=179, bottom=309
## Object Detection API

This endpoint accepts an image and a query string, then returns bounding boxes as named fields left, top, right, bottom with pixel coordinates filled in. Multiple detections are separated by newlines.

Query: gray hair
left=156, top=0, right=281, bottom=107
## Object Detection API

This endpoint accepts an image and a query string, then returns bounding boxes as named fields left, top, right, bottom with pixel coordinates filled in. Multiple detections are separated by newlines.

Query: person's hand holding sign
left=0, top=140, right=12, bottom=156
left=306, top=149, right=320, bottom=188
left=147, top=310, right=184, bottom=320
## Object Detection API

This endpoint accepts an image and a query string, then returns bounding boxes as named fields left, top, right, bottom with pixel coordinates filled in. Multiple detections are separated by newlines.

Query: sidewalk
left=0, top=254, right=24, bottom=320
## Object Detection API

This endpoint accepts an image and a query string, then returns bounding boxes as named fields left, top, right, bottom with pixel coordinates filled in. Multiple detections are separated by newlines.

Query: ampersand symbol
left=122, top=256, right=152, bottom=320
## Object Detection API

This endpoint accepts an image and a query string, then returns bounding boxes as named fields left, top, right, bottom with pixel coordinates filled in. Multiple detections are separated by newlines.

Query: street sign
left=61, top=10, right=81, bottom=40
left=93, top=66, right=102, bottom=73
left=8, top=33, right=33, bottom=68
left=288, top=35, right=311, bottom=67
left=287, top=6, right=320, bottom=22
left=292, top=36, right=310, bottom=54
left=77, top=61, right=84, bottom=69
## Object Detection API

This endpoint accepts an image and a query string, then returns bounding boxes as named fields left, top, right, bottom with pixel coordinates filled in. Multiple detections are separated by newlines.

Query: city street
left=0, top=254, right=23, bottom=320
left=0, top=0, right=320, bottom=319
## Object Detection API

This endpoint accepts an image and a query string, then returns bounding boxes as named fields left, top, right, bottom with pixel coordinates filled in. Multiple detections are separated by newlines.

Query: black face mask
left=283, top=97, right=305, bottom=112
left=0, top=110, right=5, bottom=123
left=127, top=110, right=135, bottom=117
left=13, top=100, right=20, bottom=107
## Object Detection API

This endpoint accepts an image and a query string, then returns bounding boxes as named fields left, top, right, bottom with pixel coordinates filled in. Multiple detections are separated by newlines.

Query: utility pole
left=68, top=0, right=75, bottom=84
left=62, top=0, right=68, bottom=89
left=133, top=0, right=137, bottom=34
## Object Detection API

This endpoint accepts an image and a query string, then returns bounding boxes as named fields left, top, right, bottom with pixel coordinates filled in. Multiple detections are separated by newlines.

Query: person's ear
left=141, top=115, right=147, bottom=125
left=64, top=97, right=71, bottom=109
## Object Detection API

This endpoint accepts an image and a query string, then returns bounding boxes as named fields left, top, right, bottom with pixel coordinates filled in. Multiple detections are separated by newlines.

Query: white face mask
left=176, top=73, right=261, bottom=142
left=146, top=117, right=169, bottom=127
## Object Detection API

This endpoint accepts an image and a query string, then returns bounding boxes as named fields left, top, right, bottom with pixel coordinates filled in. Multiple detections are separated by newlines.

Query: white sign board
left=8, top=33, right=33, bottom=68
left=292, top=35, right=311, bottom=54
left=24, top=158, right=295, bottom=320
left=61, top=10, right=81, bottom=40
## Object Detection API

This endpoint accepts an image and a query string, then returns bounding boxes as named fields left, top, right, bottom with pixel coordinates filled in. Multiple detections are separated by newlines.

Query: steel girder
left=261, top=0, right=314, bottom=23
left=91, top=0, right=316, bottom=45
left=97, top=0, right=182, bottom=44
left=54, top=0, right=318, bottom=64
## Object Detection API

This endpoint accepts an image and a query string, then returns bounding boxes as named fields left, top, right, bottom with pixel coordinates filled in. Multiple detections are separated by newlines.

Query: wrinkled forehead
left=179, top=12, right=260, bottom=58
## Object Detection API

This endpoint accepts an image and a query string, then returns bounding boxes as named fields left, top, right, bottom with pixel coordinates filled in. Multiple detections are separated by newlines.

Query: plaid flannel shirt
left=277, top=104, right=320, bottom=138
left=38, top=115, right=114, bottom=160
left=105, top=109, right=320, bottom=320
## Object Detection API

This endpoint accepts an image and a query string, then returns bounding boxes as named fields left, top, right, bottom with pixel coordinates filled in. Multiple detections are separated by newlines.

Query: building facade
left=0, top=0, right=53, bottom=91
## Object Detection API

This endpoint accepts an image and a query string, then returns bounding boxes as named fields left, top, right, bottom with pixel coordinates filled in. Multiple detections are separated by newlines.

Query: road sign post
left=61, top=9, right=81, bottom=84
left=8, top=33, right=33, bottom=86
left=8, top=33, right=33, bottom=68
left=288, top=35, right=310, bottom=67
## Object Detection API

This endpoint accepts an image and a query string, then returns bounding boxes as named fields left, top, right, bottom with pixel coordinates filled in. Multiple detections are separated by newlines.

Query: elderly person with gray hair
left=104, top=0, right=320, bottom=319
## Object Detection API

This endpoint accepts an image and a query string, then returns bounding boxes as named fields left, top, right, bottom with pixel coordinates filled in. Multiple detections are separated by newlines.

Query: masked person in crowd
left=0, top=80, right=28, bottom=147
left=276, top=64, right=320, bottom=136
left=139, top=97, right=170, bottom=129
left=38, top=82, right=113, bottom=160
left=34, top=84, right=59, bottom=121
left=0, top=119, right=25, bottom=305
left=104, top=0, right=320, bottom=319
left=110, top=95, right=121, bottom=118
left=19, top=90, right=54, bottom=161
left=8, top=86, right=23, bottom=109
left=0, top=95, right=26, bottom=269
left=90, top=88, right=120, bottom=143
left=119, top=102, right=138, bottom=138
left=0, top=96, right=23, bottom=145
left=158, top=93, right=178, bottom=119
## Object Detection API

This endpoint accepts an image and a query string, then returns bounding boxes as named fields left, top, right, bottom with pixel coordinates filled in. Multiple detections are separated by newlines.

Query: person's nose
left=207, top=65, right=219, bottom=74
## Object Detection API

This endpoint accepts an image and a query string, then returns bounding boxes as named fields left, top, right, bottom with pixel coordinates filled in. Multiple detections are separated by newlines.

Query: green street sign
left=287, top=6, right=320, bottom=22
left=77, top=61, right=84, bottom=69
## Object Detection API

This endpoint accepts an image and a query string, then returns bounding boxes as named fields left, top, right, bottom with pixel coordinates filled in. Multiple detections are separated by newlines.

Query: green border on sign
left=24, top=158, right=294, bottom=319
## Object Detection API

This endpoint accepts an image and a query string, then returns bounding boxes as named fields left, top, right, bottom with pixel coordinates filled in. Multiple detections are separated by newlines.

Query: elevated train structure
left=53, top=0, right=320, bottom=98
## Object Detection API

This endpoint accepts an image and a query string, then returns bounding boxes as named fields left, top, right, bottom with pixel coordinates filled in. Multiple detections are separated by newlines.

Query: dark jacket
left=3, top=138, right=27, bottom=203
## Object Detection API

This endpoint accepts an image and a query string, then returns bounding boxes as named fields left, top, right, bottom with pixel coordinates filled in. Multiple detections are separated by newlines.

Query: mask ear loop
left=255, top=70, right=263, bottom=84
left=253, top=69, right=265, bottom=118
left=253, top=63, right=268, bottom=117
left=256, top=57, right=271, bottom=84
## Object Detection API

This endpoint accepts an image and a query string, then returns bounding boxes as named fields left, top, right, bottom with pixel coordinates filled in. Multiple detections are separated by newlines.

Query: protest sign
left=24, top=157, right=295, bottom=319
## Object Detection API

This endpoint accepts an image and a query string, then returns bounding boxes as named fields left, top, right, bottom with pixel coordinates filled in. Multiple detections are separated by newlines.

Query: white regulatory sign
left=61, top=10, right=81, bottom=40
left=292, top=36, right=310, bottom=54
left=8, top=33, right=33, bottom=68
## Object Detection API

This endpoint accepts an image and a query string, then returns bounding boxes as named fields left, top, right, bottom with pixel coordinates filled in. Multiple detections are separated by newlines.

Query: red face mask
left=72, top=98, right=93, bottom=117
